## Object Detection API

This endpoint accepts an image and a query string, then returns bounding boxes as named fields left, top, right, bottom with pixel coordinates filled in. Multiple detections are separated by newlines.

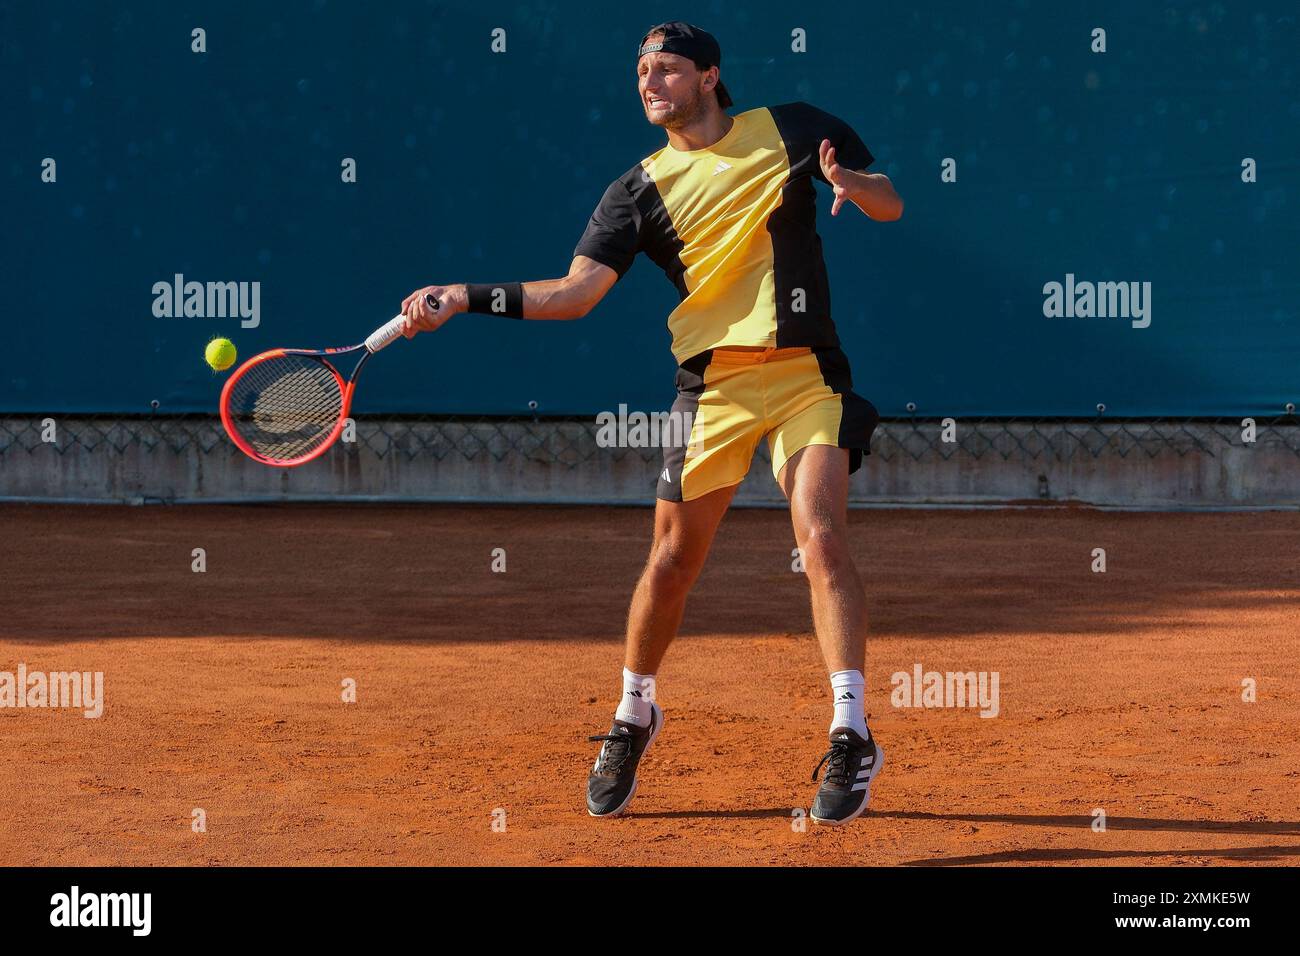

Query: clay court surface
left=1, top=503, right=1297, bottom=866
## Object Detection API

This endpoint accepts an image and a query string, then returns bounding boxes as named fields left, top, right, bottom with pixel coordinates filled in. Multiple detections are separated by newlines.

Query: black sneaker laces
left=812, top=739, right=853, bottom=786
left=588, top=732, right=632, bottom=773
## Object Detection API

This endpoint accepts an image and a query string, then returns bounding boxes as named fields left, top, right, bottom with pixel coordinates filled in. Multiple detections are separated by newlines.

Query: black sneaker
left=810, top=726, right=884, bottom=825
left=585, top=702, right=663, bottom=817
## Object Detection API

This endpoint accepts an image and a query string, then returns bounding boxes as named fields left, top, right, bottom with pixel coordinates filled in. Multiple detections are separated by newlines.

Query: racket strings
left=226, top=355, right=345, bottom=462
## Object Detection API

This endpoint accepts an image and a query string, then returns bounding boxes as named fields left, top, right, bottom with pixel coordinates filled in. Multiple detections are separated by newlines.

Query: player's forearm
left=843, top=170, right=903, bottom=221
left=443, top=277, right=591, bottom=321
left=520, top=276, right=593, bottom=319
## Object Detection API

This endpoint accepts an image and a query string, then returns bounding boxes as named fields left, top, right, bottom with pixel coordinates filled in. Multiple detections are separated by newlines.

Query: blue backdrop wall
left=4, top=0, right=1297, bottom=416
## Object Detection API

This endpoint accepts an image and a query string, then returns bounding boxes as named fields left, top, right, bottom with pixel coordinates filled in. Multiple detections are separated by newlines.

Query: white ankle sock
left=614, top=668, right=655, bottom=727
left=830, top=669, right=869, bottom=738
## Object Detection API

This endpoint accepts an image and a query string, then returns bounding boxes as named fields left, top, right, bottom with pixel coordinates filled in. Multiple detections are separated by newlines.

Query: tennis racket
left=220, top=293, right=438, bottom=467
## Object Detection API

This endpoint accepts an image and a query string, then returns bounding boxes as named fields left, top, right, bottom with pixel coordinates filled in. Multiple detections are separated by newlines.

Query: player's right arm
left=398, top=256, right=618, bottom=336
left=401, top=174, right=640, bottom=336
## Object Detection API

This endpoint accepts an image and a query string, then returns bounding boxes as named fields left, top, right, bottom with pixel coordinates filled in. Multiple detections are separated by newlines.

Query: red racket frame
left=218, top=294, right=434, bottom=467
left=219, top=346, right=363, bottom=468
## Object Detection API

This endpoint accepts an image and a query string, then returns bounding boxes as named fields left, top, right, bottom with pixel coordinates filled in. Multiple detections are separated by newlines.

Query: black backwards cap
left=637, top=21, right=733, bottom=109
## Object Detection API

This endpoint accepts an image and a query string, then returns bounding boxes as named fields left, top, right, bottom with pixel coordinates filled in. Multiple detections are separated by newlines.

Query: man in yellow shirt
left=400, top=21, right=903, bottom=825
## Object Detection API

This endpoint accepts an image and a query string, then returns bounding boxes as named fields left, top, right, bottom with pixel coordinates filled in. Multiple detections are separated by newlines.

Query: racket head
left=220, top=349, right=355, bottom=466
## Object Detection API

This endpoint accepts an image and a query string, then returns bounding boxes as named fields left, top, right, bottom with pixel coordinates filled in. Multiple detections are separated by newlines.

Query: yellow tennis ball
left=205, top=337, right=237, bottom=372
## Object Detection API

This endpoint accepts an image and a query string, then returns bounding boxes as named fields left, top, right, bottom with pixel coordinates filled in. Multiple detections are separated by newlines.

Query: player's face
left=637, top=52, right=709, bottom=129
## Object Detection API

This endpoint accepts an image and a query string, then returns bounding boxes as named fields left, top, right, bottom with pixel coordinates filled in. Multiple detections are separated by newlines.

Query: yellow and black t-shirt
left=574, top=101, right=874, bottom=364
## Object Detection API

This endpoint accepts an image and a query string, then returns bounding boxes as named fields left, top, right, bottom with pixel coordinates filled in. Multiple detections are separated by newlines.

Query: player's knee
left=645, top=538, right=703, bottom=593
left=798, top=526, right=852, bottom=578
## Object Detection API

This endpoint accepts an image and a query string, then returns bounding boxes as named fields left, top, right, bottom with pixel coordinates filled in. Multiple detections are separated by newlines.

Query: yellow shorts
left=658, top=346, right=879, bottom=502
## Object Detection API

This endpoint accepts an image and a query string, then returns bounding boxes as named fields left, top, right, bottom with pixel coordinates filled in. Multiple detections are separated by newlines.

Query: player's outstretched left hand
left=818, top=139, right=853, bottom=216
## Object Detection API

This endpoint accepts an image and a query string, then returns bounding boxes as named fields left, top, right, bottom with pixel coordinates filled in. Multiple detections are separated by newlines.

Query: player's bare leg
left=624, top=483, right=737, bottom=674
left=779, top=445, right=865, bottom=672
left=586, top=483, right=734, bottom=817
left=780, top=444, right=883, bottom=824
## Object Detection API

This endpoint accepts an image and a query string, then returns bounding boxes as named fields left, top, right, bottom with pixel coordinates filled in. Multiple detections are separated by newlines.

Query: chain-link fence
left=2, top=414, right=1298, bottom=463
left=2, top=414, right=1297, bottom=507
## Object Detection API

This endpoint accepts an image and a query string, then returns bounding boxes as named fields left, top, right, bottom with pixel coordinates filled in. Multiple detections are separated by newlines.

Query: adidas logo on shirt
left=711, top=160, right=732, bottom=176
left=660, top=468, right=672, bottom=482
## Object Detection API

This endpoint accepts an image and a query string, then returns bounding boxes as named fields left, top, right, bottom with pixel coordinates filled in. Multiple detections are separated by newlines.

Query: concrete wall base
left=2, top=417, right=1296, bottom=509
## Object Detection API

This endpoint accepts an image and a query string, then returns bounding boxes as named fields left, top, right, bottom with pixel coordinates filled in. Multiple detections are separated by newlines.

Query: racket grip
left=366, top=294, right=441, bottom=353
left=365, top=315, right=408, bottom=353
left=369, top=297, right=444, bottom=353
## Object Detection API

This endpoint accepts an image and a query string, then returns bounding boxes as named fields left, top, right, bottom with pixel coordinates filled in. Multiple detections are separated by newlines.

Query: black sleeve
left=780, top=102, right=875, bottom=182
left=823, top=112, right=875, bottom=175
left=573, top=178, right=642, bottom=279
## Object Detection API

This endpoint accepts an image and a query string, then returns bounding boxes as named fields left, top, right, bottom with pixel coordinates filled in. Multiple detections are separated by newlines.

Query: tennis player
left=400, top=21, right=903, bottom=825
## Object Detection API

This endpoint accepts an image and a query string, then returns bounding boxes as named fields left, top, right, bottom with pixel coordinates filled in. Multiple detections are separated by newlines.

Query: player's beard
left=644, top=83, right=707, bottom=130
